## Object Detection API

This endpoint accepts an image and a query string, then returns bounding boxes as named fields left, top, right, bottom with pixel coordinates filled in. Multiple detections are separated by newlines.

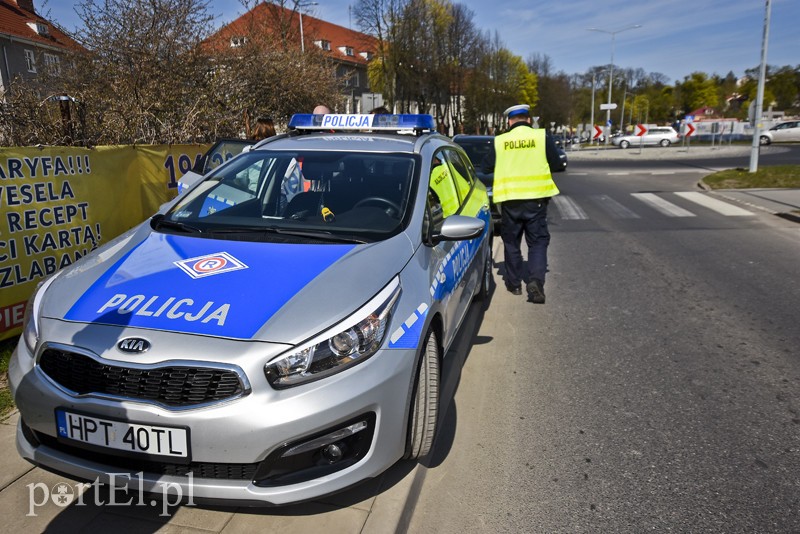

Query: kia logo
left=117, top=338, right=150, bottom=353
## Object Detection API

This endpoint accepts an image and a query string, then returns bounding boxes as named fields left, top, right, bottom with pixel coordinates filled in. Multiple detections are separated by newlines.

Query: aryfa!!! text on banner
left=0, top=144, right=208, bottom=340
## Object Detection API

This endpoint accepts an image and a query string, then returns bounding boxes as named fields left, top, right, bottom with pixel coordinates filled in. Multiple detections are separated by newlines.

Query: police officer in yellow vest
left=482, top=104, right=560, bottom=303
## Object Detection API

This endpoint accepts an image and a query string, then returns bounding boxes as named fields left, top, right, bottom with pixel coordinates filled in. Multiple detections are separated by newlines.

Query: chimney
left=13, top=0, right=36, bottom=13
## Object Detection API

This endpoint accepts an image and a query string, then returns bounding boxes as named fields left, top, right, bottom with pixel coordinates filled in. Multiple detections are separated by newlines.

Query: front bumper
left=9, top=334, right=417, bottom=505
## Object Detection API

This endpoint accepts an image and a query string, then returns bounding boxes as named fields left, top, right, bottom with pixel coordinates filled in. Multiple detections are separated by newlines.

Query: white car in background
left=611, top=126, right=680, bottom=149
left=759, top=120, right=800, bottom=145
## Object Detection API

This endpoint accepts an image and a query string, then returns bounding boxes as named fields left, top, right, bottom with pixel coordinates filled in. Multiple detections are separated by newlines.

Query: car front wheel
left=660, top=139, right=671, bottom=147
left=619, top=140, right=630, bottom=149
left=404, top=329, right=440, bottom=460
left=760, top=135, right=771, bottom=145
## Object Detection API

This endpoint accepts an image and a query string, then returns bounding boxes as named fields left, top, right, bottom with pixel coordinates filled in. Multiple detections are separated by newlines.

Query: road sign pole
left=681, top=121, right=686, bottom=150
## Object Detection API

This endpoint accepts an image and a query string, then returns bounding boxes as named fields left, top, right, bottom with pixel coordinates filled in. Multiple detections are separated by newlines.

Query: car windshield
left=159, top=150, right=417, bottom=243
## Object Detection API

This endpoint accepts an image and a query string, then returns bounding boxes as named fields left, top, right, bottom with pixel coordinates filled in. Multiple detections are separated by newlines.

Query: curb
left=698, top=179, right=800, bottom=224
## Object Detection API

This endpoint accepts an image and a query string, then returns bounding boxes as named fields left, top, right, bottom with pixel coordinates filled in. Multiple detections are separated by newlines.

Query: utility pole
left=749, top=0, right=772, bottom=173
left=590, top=71, right=597, bottom=146
left=298, top=2, right=319, bottom=53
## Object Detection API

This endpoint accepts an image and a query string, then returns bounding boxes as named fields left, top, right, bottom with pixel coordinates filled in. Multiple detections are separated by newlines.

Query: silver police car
left=9, top=113, right=492, bottom=505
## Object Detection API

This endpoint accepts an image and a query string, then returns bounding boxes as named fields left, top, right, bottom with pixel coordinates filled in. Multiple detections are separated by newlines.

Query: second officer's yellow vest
left=493, top=127, right=560, bottom=203
left=429, top=163, right=459, bottom=217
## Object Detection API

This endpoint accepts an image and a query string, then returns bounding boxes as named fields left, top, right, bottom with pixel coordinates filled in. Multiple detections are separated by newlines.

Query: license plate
left=55, top=410, right=189, bottom=459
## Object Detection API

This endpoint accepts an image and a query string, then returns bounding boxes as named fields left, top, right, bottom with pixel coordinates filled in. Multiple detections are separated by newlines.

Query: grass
left=702, top=165, right=800, bottom=190
left=0, top=337, right=17, bottom=417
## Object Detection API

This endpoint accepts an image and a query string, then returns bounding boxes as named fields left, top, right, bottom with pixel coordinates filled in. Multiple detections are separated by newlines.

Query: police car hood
left=47, top=231, right=415, bottom=344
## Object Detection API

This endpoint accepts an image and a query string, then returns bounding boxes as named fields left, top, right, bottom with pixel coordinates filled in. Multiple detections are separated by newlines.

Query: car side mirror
left=431, top=215, right=485, bottom=244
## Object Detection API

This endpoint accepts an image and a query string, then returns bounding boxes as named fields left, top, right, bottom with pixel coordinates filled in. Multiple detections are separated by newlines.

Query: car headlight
left=265, top=278, right=401, bottom=389
left=21, top=274, right=59, bottom=355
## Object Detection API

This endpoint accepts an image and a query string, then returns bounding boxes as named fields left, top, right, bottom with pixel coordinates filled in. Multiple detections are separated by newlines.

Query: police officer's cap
left=504, top=104, right=530, bottom=118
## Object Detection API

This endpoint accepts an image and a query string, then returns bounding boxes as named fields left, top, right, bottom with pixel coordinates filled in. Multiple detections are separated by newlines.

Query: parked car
left=760, top=120, right=800, bottom=145
left=9, top=113, right=492, bottom=506
left=611, top=126, right=680, bottom=148
left=451, top=134, right=500, bottom=229
left=453, top=133, right=566, bottom=229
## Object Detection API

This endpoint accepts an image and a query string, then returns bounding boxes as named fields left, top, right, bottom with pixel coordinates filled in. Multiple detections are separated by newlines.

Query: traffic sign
left=599, top=103, right=617, bottom=110
left=684, top=123, right=696, bottom=137
left=635, top=124, right=648, bottom=136
left=593, top=125, right=603, bottom=139
left=606, top=119, right=612, bottom=127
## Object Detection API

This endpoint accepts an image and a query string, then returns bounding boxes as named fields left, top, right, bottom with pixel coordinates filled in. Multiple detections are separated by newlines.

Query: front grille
left=38, top=348, right=245, bottom=407
left=32, top=429, right=258, bottom=480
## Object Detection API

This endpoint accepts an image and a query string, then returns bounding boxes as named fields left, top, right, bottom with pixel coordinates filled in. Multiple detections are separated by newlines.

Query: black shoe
left=526, top=280, right=546, bottom=304
left=506, top=284, right=522, bottom=295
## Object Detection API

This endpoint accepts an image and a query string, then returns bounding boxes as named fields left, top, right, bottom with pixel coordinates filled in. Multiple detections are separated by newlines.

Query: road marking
left=551, top=195, right=588, bottom=220
left=674, top=192, right=754, bottom=216
left=608, top=172, right=630, bottom=175
left=631, top=193, right=696, bottom=217
left=590, top=195, right=640, bottom=218
left=650, top=171, right=676, bottom=175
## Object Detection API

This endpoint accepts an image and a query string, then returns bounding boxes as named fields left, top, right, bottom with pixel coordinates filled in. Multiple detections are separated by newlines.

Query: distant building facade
left=0, top=0, right=81, bottom=94
left=208, top=3, right=378, bottom=113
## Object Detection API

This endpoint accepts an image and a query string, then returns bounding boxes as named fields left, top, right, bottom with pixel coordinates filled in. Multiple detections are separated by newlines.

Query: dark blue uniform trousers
left=499, top=198, right=550, bottom=289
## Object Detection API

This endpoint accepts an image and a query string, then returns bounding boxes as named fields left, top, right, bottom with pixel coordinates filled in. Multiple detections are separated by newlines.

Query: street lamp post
left=590, top=69, right=607, bottom=145
left=588, top=24, right=641, bottom=144
left=298, top=2, right=319, bottom=53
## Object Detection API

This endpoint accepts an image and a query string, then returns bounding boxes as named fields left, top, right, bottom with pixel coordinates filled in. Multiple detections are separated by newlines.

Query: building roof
left=689, top=106, right=717, bottom=118
left=0, top=0, right=82, bottom=51
left=207, top=2, right=377, bottom=67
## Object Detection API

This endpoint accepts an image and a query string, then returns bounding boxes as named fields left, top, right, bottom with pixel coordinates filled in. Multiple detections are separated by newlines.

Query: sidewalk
left=0, top=409, right=420, bottom=533
left=701, top=187, right=800, bottom=223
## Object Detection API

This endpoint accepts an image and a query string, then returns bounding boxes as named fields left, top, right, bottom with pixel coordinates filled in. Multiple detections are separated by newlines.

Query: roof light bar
left=289, top=113, right=435, bottom=133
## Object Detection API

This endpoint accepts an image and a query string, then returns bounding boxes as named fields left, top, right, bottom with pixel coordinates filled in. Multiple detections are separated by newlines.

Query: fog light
left=253, top=413, right=376, bottom=487
left=322, top=442, right=345, bottom=463
left=281, top=420, right=367, bottom=458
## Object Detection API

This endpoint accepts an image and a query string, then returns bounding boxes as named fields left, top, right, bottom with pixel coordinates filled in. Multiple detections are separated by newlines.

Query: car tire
left=474, top=237, right=493, bottom=303
left=760, top=135, right=771, bottom=146
left=660, top=139, right=671, bottom=147
left=404, top=328, right=440, bottom=460
left=620, top=140, right=630, bottom=149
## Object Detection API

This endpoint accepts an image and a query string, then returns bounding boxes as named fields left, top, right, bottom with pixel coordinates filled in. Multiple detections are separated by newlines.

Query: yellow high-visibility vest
left=493, top=127, right=560, bottom=203
left=429, top=163, right=459, bottom=217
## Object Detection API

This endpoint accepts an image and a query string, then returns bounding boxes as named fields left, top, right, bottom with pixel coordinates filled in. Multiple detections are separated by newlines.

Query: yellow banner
left=0, top=144, right=209, bottom=340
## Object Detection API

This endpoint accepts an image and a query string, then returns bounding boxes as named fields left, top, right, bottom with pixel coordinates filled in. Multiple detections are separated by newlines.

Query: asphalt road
left=3, top=146, right=797, bottom=532
left=405, top=151, right=800, bottom=533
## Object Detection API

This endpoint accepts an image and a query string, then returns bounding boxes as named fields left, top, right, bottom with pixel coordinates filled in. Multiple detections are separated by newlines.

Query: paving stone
left=220, top=501, right=368, bottom=533
left=0, top=411, right=36, bottom=490
left=0, top=467, right=102, bottom=531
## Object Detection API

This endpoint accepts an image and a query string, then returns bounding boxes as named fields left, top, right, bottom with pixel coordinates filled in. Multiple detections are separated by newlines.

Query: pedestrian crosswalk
left=550, top=192, right=756, bottom=221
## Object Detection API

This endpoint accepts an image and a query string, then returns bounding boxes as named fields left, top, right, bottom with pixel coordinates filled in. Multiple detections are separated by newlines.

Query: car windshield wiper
left=150, top=214, right=203, bottom=233
left=267, top=226, right=368, bottom=244
left=206, top=225, right=368, bottom=244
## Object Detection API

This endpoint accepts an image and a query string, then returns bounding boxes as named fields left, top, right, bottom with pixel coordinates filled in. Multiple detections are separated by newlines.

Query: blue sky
left=45, top=0, right=798, bottom=84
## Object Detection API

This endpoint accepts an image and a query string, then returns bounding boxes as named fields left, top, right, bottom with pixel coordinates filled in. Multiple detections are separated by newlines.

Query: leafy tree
left=68, top=0, right=217, bottom=144
left=767, top=65, right=800, bottom=113
left=528, top=54, right=573, bottom=131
